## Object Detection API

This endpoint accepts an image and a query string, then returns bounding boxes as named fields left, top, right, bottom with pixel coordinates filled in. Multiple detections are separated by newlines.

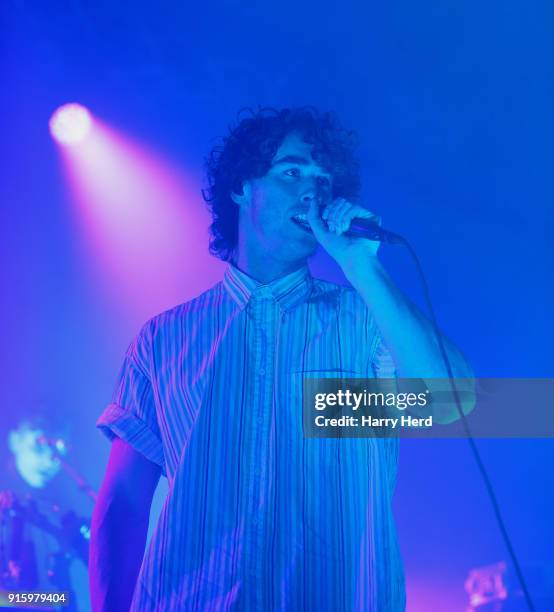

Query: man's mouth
left=290, top=213, right=313, bottom=233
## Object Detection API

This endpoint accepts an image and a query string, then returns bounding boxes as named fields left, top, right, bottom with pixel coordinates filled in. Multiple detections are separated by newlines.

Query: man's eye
left=284, top=168, right=301, bottom=177
left=318, top=176, right=332, bottom=187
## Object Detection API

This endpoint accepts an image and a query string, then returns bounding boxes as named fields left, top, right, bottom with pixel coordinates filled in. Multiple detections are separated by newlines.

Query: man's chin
left=285, top=236, right=318, bottom=261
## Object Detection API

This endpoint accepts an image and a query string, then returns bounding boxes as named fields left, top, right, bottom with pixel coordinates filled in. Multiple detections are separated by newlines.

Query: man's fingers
left=311, top=198, right=383, bottom=242
left=323, top=199, right=380, bottom=232
left=307, top=199, right=327, bottom=237
left=334, top=201, right=378, bottom=235
left=326, top=198, right=349, bottom=230
left=338, top=208, right=358, bottom=235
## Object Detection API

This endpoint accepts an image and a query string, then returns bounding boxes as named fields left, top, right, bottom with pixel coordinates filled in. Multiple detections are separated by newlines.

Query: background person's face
left=237, top=132, right=334, bottom=263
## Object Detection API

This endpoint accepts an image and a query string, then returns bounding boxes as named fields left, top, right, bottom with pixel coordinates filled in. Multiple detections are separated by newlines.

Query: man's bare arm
left=307, top=198, right=475, bottom=422
left=89, top=438, right=161, bottom=612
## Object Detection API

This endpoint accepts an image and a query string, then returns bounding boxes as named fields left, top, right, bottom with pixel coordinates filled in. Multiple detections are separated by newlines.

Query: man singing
left=90, top=107, right=472, bottom=611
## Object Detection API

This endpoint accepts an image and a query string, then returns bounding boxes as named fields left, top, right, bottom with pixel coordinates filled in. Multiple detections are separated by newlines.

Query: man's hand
left=306, top=197, right=381, bottom=270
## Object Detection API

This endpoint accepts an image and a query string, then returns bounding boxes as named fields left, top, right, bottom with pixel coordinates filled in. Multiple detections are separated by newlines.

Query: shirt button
left=258, top=368, right=265, bottom=376
left=255, top=287, right=272, bottom=298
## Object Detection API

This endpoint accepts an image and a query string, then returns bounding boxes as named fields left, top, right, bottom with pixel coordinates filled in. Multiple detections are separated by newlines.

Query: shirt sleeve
left=96, top=322, right=166, bottom=475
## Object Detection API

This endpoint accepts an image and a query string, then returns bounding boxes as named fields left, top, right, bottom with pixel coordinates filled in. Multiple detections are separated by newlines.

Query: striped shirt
left=97, top=264, right=406, bottom=611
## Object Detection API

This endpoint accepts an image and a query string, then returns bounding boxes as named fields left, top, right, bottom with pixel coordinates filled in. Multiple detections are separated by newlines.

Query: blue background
left=1, top=1, right=553, bottom=609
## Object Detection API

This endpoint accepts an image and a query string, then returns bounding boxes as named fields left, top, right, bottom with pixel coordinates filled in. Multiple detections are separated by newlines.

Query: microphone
left=315, top=198, right=404, bottom=244
left=341, top=217, right=404, bottom=244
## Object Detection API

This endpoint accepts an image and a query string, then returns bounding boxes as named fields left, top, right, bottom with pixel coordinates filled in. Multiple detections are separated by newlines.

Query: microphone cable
left=391, top=233, right=536, bottom=611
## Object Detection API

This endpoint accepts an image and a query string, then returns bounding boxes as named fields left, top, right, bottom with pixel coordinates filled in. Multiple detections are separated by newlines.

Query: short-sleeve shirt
left=97, top=264, right=405, bottom=611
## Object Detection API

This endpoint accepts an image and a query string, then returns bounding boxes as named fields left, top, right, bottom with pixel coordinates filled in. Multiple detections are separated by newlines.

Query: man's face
left=235, top=132, right=333, bottom=262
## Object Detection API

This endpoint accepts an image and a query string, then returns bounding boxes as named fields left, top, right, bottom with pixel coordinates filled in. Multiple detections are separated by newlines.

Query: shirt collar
left=223, top=263, right=312, bottom=311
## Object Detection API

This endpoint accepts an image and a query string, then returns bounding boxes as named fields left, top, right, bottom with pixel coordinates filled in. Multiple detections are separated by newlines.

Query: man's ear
left=230, top=182, right=251, bottom=207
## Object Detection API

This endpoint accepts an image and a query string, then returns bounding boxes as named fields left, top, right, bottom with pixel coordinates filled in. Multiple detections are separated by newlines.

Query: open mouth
left=290, top=213, right=313, bottom=233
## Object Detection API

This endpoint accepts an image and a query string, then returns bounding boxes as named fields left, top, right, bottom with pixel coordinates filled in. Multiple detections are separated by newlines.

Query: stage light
left=49, top=103, right=92, bottom=145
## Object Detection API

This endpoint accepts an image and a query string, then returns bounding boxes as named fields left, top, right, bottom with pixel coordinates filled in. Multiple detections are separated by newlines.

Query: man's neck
left=233, top=249, right=307, bottom=284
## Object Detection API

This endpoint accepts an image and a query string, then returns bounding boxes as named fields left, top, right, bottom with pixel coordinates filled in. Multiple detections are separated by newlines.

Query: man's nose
left=300, top=181, right=323, bottom=205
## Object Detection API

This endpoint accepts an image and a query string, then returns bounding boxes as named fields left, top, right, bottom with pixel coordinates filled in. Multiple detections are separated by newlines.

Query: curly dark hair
left=202, top=106, right=361, bottom=261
